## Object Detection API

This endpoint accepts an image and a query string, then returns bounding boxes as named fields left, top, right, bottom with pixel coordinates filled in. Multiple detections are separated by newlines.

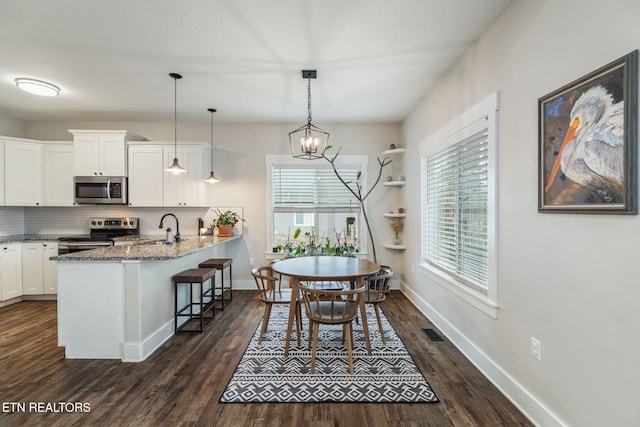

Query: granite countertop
left=52, top=234, right=241, bottom=261
left=0, top=234, right=67, bottom=244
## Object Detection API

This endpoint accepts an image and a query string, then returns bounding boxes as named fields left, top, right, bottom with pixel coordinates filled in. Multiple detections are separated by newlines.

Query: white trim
left=419, top=92, right=499, bottom=314
left=265, top=154, right=369, bottom=254
left=401, top=283, right=568, bottom=427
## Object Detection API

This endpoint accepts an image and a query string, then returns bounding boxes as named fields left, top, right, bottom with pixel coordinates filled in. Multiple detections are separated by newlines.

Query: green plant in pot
left=212, top=210, right=244, bottom=237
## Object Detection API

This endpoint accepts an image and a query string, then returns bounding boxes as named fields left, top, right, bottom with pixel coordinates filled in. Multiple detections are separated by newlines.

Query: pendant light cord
left=174, top=76, right=177, bottom=153
left=307, top=77, right=312, bottom=125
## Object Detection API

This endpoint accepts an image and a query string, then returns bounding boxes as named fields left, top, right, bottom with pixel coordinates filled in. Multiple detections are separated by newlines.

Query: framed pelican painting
left=538, top=50, right=638, bottom=214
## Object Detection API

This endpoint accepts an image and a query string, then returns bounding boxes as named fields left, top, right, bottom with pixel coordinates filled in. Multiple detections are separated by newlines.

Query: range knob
left=91, top=220, right=96, bottom=225
left=98, top=221, right=103, bottom=225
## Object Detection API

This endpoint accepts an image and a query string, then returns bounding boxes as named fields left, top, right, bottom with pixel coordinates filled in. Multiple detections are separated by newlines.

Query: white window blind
left=272, top=167, right=360, bottom=213
left=423, top=125, right=489, bottom=290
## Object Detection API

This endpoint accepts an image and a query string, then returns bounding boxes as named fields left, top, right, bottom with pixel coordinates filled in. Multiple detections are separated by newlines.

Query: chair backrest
left=364, top=266, right=394, bottom=303
left=298, top=283, right=365, bottom=325
left=251, top=266, right=282, bottom=302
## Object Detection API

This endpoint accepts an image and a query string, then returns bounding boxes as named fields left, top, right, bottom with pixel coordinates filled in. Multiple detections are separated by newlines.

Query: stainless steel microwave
left=74, top=176, right=128, bottom=205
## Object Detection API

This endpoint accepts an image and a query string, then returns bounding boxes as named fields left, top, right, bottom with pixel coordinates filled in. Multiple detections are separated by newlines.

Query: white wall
left=402, top=1, right=640, bottom=426
left=19, top=121, right=403, bottom=285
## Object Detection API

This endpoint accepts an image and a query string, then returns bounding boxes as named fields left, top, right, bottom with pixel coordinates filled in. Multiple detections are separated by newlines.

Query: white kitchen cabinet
left=43, top=242, right=58, bottom=294
left=42, top=142, right=74, bottom=206
left=128, top=145, right=165, bottom=206
left=70, top=130, right=145, bottom=177
left=22, top=242, right=44, bottom=295
left=163, top=144, right=210, bottom=207
left=21, top=242, right=58, bottom=295
left=4, top=139, right=42, bottom=206
left=1, top=244, right=23, bottom=301
left=0, top=140, right=4, bottom=205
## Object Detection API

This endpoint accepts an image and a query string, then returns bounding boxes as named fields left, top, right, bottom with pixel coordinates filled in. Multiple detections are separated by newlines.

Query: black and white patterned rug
left=220, top=303, right=439, bottom=403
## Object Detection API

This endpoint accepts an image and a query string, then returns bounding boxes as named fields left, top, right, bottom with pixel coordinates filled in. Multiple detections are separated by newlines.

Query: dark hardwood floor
left=0, top=291, right=532, bottom=426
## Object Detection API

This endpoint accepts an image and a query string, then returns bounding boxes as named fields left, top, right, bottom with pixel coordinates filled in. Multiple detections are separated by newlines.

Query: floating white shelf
left=383, top=243, right=406, bottom=250
left=383, top=181, right=405, bottom=186
left=383, top=213, right=406, bottom=218
left=382, top=148, right=407, bottom=155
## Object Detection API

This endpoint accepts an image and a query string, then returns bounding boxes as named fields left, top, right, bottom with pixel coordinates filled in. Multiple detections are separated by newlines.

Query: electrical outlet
left=530, top=337, right=541, bottom=361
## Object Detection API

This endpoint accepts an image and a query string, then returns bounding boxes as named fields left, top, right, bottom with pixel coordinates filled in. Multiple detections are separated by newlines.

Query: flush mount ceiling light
left=15, top=78, right=60, bottom=96
left=205, top=108, right=220, bottom=183
left=166, top=73, right=187, bottom=174
left=289, top=70, right=329, bottom=160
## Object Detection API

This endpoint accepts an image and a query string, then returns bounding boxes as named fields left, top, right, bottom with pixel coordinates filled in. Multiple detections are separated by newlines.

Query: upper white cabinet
left=1, top=243, right=23, bottom=301
left=4, top=139, right=42, bottom=206
left=163, top=144, right=210, bottom=207
left=0, top=140, right=4, bottom=205
left=42, top=142, right=74, bottom=206
left=128, top=145, right=165, bottom=207
left=70, top=130, right=145, bottom=176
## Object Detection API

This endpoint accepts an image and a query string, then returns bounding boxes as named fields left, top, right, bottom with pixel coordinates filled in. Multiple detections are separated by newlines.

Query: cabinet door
left=163, top=146, right=184, bottom=207
left=128, top=146, right=164, bottom=206
left=43, top=242, right=58, bottom=294
left=73, top=134, right=101, bottom=176
left=4, top=141, right=42, bottom=206
left=100, top=134, right=127, bottom=176
left=42, top=144, right=74, bottom=206
left=22, top=243, right=44, bottom=295
left=181, top=145, right=207, bottom=207
left=162, top=145, right=208, bottom=207
left=1, top=244, right=23, bottom=301
left=0, top=140, right=4, bottom=205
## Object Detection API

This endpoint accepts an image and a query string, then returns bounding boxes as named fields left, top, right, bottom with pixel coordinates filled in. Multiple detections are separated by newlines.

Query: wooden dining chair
left=251, top=266, right=301, bottom=346
left=363, top=266, right=394, bottom=345
left=298, top=283, right=365, bottom=375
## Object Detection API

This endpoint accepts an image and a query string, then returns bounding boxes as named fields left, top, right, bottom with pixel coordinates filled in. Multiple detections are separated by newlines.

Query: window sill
left=418, top=263, right=498, bottom=318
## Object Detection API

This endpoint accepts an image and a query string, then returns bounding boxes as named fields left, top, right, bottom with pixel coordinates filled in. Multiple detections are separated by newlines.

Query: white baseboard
left=122, top=319, right=174, bottom=363
left=400, top=282, right=566, bottom=427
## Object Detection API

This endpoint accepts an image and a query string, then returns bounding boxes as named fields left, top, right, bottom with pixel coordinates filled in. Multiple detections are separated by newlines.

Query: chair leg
left=345, top=323, right=354, bottom=375
left=310, top=322, right=319, bottom=374
left=295, top=302, right=302, bottom=346
left=374, top=303, right=386, bottom=345
left=258, top=303, right=272, bottom=344
left=308, top=319, right=313, bottom=351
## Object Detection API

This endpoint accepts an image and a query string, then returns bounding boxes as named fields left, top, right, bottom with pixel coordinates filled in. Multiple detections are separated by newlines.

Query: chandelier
left=288, top=70, right=329, bottom=160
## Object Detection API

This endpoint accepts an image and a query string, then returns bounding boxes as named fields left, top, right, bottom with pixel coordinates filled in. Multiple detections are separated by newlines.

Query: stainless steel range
left=58, top=217, right=139, bottom=254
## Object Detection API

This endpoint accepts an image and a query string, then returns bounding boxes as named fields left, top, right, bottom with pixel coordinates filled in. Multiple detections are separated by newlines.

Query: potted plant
left=212, top=209, right=243, bottom=237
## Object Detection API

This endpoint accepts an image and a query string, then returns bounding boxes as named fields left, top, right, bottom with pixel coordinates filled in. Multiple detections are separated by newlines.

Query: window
left=266, top=155, right=368, bottom=255
left=420, top=93, right=498, bottom=317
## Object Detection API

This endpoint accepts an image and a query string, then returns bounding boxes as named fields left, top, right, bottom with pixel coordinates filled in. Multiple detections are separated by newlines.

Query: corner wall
left=402, top=1, right=640, bottom=426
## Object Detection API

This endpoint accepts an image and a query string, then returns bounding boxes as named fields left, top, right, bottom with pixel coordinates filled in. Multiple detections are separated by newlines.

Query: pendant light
left=205, top=108, right=220, bottom=183
left=288, top=70, right=329, bottom=160
left=166, top=73, right=186, bottom=174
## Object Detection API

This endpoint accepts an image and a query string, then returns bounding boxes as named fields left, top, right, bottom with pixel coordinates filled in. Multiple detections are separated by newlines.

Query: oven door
left=74, top=176, right=127, bottom=205
left=58, top=241, right=113, bottom=255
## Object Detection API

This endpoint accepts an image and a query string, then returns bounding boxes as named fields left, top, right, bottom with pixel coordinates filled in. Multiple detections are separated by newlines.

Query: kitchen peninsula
left=53, top=234, right=240, bottom=362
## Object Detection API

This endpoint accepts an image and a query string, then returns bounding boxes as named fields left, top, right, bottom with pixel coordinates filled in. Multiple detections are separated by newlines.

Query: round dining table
left=272, top=256, right=380, bottom=357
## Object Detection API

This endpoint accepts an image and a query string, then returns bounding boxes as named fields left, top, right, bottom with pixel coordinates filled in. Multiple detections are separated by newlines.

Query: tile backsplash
left=2, top=206, right=213, bottom=236
left=0, top=207, right=25, bottom=235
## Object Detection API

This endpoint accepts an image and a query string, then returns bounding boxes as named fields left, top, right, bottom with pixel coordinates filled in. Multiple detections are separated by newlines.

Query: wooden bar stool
left=199, top=258, right=233, bottom=310
left=172, top=267, right=217, bottom=333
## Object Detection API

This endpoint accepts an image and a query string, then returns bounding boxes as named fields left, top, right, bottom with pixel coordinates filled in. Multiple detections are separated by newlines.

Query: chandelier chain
left=307, top=77, right=312, bottom=124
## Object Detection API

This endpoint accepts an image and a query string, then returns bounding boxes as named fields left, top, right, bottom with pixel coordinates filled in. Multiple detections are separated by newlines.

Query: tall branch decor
left=323, top=147, right=391, bottom=263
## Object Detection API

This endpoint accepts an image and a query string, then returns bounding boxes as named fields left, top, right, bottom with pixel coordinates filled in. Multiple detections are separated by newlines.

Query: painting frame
left=538, top=50, right=638, bottom=214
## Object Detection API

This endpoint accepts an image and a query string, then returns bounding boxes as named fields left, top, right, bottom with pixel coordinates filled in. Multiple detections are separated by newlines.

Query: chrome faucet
left=159, top=213, right=181, bottom=242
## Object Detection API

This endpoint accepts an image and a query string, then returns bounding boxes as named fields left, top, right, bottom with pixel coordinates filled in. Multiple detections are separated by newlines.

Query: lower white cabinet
left=1, top=244, right=23, bottom=301
left=22, top=242, right=58, bottom=295
left=43, top=242, right=58, bottom=294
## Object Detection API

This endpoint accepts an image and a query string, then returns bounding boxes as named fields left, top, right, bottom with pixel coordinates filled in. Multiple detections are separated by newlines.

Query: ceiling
left=0, top=0, right=512, bottom=124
